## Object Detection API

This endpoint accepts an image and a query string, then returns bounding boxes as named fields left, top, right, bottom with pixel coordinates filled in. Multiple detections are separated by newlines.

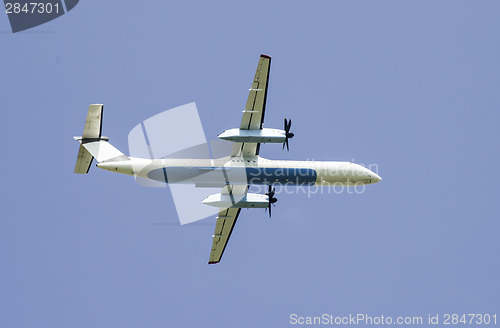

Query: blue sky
left=1, top=1, right=499, bottom=327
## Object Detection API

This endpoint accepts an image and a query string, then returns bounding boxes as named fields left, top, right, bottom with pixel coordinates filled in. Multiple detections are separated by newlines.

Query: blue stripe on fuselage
left=245, top=167, right=317, bottom=185
left=146, top=167, right=317, bottom=185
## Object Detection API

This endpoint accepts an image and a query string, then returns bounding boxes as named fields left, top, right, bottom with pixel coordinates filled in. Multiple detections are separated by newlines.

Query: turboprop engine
left=202, top=186, right=278, bottom=217
left=218, top=128, right=286, bottom=143
left=202, top=193, right=269, bottom=209
left=218, top=118, right=294, bottom=150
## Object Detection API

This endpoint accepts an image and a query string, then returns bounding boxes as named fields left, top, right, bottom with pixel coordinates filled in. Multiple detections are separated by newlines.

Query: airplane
left=74, top=54, right=382, bottom=264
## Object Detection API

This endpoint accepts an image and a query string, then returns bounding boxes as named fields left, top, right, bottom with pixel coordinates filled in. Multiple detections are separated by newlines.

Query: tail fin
left=74, top=104, right=128, bottom=174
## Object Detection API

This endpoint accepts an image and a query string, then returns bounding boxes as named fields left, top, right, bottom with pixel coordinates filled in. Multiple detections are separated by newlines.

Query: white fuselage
left=96, top=156, right=382, bottom=187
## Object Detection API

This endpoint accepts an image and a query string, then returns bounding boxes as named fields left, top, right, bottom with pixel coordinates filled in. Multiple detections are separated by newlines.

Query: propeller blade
left=265, top=185, right=277, bottom=217
left=283, top=117, right=293, bottom=151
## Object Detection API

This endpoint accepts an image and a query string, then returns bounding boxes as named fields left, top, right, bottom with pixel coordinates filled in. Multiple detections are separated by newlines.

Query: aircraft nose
left=369, top=171, right=382, bottom=183
left=354, top=165, right=382, bottom=184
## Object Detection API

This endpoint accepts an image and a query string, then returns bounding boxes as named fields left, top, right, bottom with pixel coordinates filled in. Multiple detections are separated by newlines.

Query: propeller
left=265, top=185, right=278, bottom=217
left=283, top=118, right=294, bottom=151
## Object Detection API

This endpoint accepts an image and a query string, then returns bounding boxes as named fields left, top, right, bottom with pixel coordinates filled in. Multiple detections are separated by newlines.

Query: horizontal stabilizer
left=74, top=144, right=93, bottom=174
left=83, top=104, right=103, bottom=138
left=74, top=104, right=128, bottom=174
left=74, top=104, right=103, bottom=174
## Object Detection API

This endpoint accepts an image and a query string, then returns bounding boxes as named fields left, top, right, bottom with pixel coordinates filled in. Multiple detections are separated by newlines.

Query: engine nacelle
left=202, top=192, right=269, bottom=208
left=218, top=128, right=286, bottom=143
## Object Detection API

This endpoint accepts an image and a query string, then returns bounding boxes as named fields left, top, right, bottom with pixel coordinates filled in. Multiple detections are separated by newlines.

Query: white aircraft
left=74, top=54, right=381, bottom=264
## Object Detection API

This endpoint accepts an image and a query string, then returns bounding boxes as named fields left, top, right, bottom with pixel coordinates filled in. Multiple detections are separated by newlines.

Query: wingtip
left=208, top=261, right=219, bottom=265
left=260, top=54, right=271, bottom=59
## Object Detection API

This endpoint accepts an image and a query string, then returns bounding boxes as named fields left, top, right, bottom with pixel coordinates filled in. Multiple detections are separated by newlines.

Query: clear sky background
left=1, top=1, right=499, bottom=327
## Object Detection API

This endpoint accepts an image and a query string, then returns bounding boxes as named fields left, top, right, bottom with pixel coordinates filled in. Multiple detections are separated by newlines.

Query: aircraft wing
left=231, top=54, right=271, bottom=157
left=208, top=55, right=271, bottom=263
left=208, top=185, right=248, bottom=264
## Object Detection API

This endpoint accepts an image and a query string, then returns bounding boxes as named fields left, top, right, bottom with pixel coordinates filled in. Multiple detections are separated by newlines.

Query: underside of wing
left=208, top=185, right=248, bottom=264
left=240, top=54, right=271, bottom=130
left=230, top=142, right=259, bottom=158
left=208, top=55, right=272, bottom=263
left=231, top=54, right=271, bottom=158
left=209, top=207, right=242, bottom=264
